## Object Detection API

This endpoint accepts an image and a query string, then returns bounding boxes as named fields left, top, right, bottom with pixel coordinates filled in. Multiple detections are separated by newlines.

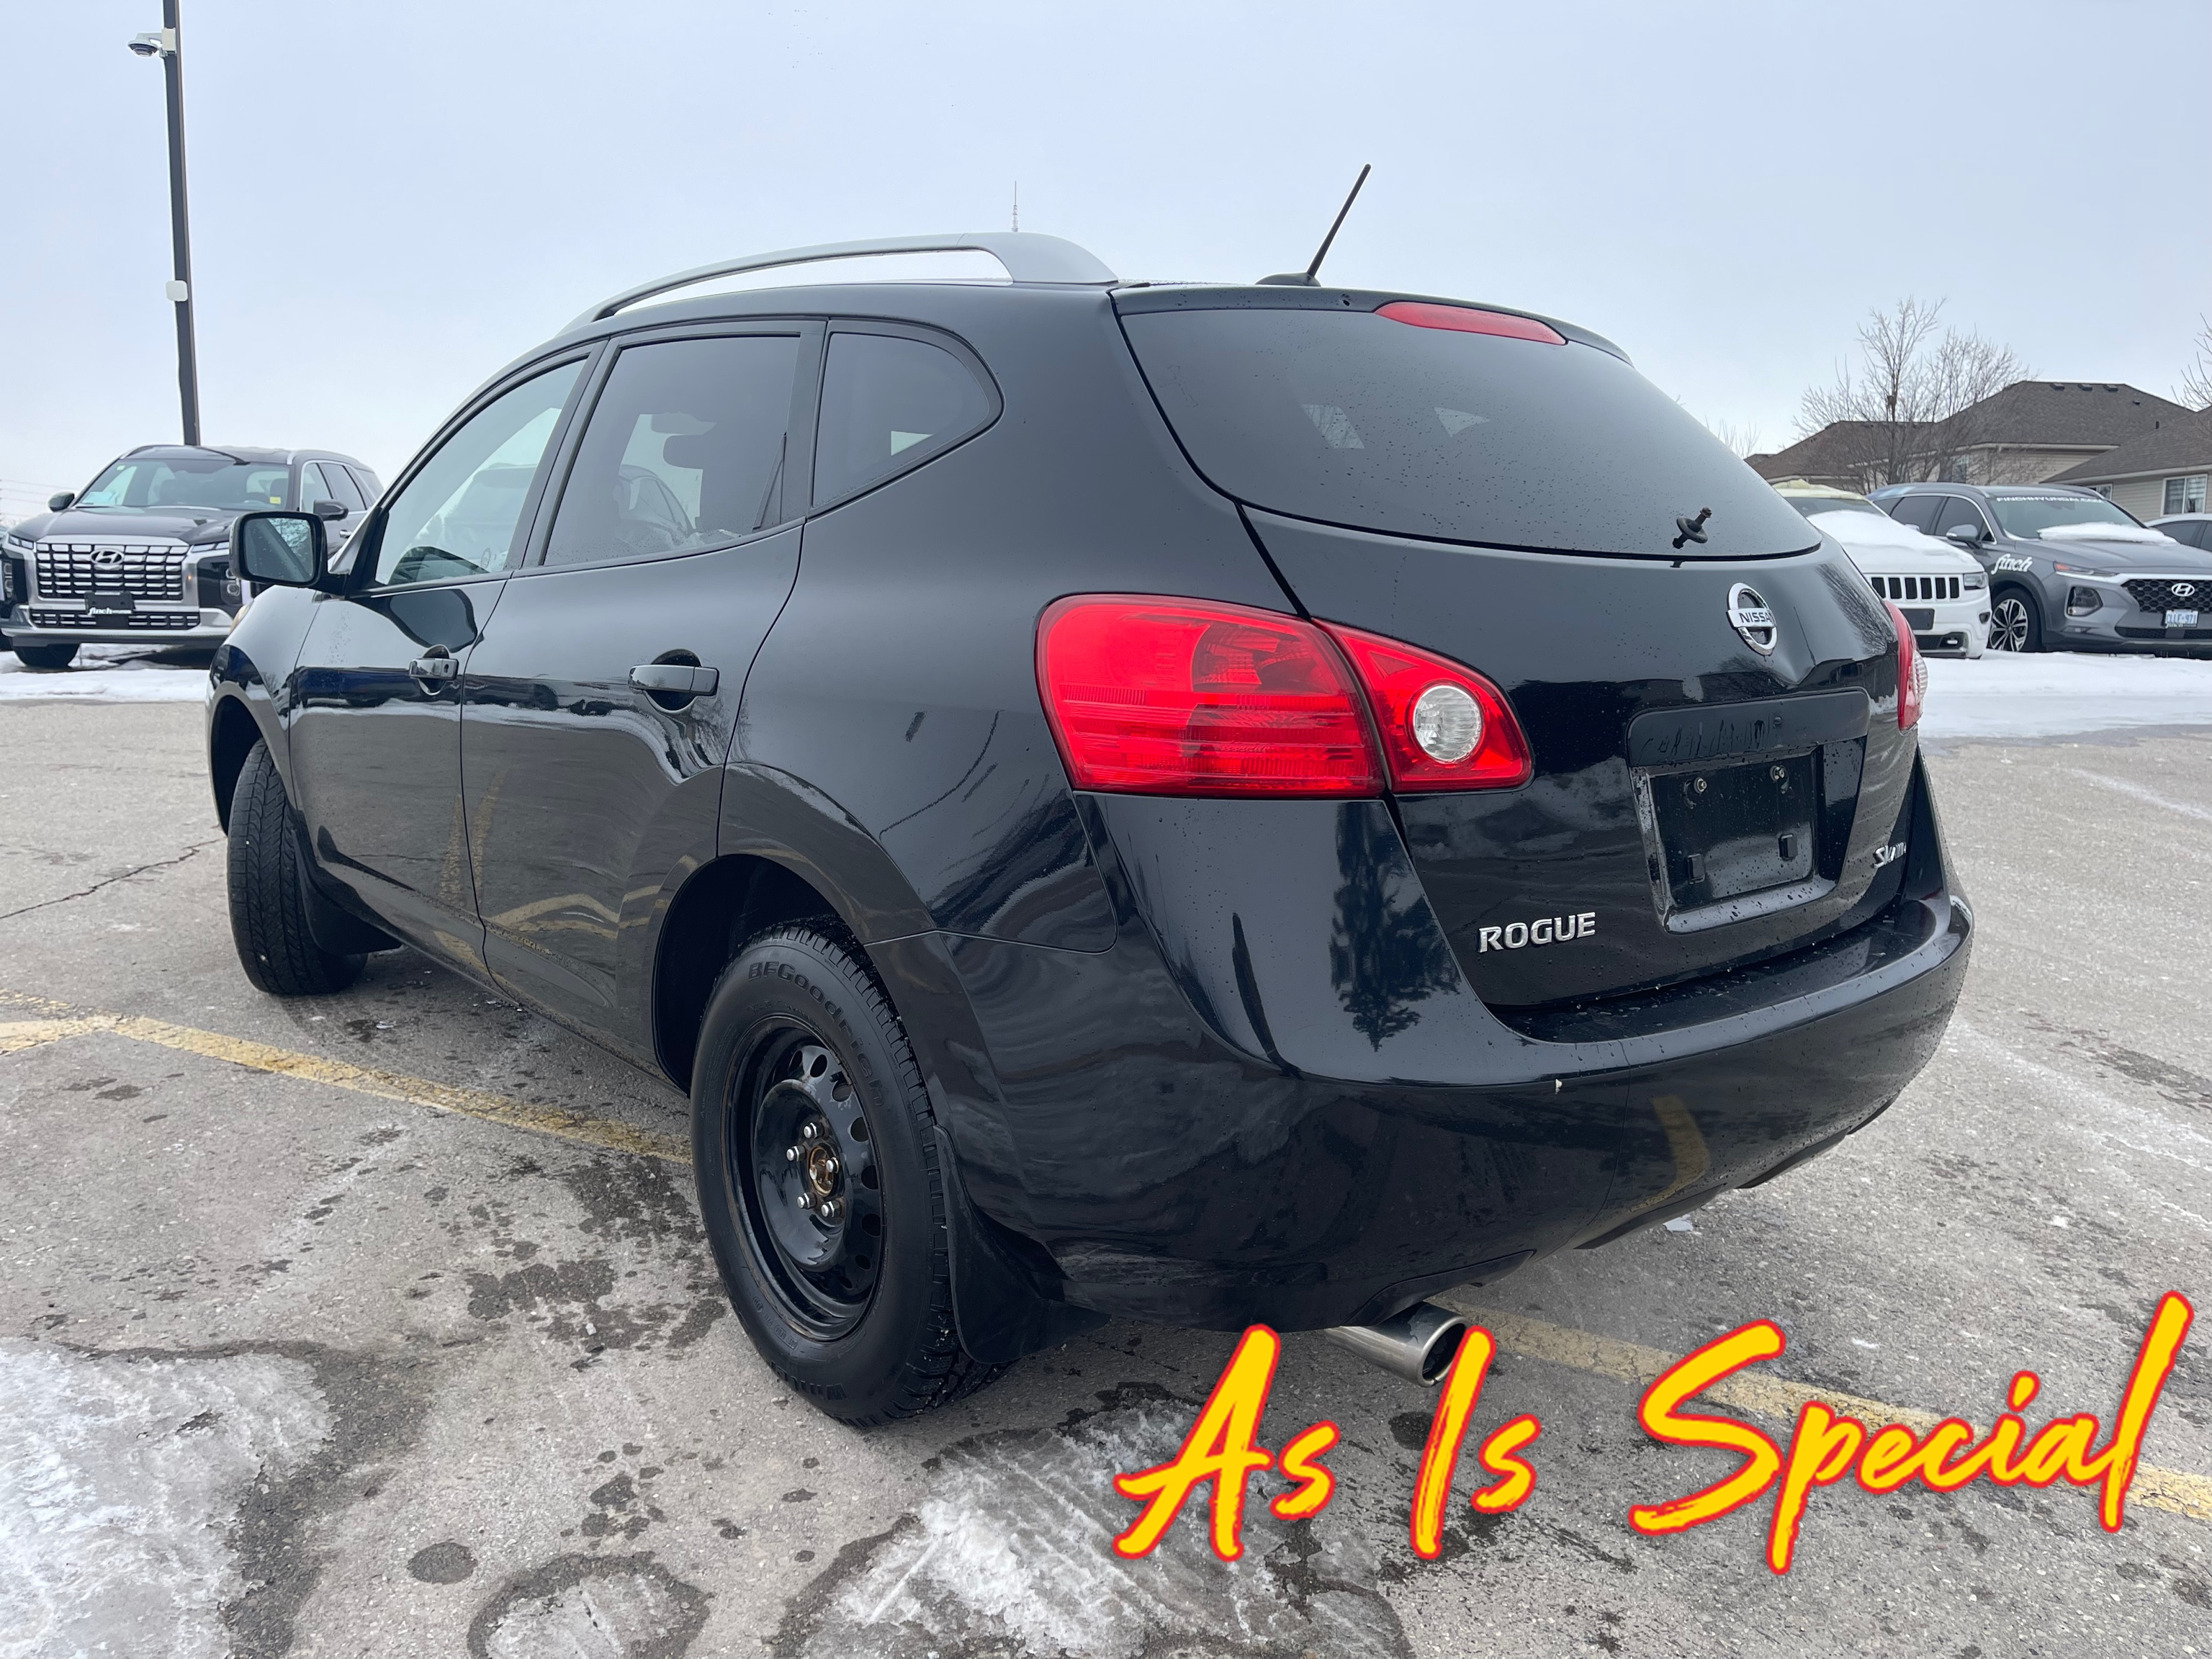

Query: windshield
left=1118, top=301, right=1817, bottom=558
left=1988, top=495, right=2139, bottom=539
left=78, top=454, right=292, bottom=513
left=1784, top=496, right=1884, bottom=518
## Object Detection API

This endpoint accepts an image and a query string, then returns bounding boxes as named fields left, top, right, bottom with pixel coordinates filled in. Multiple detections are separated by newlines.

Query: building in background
left=2046, top=408, right=2212, bottom=520
left=1749, top=382, right=2193, bottom=491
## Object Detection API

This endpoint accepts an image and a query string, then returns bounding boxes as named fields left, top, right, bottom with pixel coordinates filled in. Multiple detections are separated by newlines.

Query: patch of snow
left=803, top=1404, right=1403, bottom=1659
left=0, top=1341, right=330, bottom=1659
left=1809, top=510, right=1969, bottom=559
left=0, top=644, right=208, bottom=702
left=2037, top=523, right=2178, bottom=546
left=1921, top=653, right=2212, bottom=742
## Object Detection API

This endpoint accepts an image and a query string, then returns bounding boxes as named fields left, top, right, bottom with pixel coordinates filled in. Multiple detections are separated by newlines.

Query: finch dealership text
left=1110, top=1292, right=2193, bottom=1572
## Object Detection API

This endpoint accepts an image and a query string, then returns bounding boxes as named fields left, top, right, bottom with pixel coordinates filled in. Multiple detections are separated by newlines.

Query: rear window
left=1119, top=304, right=1815, bottom=559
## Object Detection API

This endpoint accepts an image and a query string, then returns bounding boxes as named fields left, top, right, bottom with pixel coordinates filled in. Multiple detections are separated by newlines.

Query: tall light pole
left=129, top=2, right=199, bottom=446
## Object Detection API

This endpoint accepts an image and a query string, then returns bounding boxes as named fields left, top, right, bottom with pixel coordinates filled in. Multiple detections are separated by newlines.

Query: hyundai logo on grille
left=1726, top=583, right=1778, bottom=655
left=94, top=549, right=125, bottom=570
left=2174, top=582, right=2198, bottom=599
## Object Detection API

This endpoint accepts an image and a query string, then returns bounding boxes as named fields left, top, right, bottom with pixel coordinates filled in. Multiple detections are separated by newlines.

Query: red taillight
left=1884, top=600, right=1925, bottom=730
left=1319, top=622, right=1533, bottom=791
left=1036, top=596, right=1379, bottom=796
left=1035, top=595, right=1533, bottom=798
left=1375, top=300, right=1565, bottom=346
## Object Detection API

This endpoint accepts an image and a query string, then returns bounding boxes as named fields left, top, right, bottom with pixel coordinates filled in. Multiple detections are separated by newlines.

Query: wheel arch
left=208, top=690, right=274, bottom=832
left=652, top=853, right=850, bottom=1092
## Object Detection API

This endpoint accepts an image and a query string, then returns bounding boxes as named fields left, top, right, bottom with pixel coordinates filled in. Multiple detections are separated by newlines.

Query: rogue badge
left=1727, top=583, right=1778, bottom=655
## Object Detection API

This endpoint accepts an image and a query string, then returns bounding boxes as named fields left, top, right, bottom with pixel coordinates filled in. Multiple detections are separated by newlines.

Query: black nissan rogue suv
left=209, top=233, right=1970, bottom=1423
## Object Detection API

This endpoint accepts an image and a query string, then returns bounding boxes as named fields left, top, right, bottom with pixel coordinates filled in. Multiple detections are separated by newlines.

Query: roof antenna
left=1011, top=181, right=1019, bottom=233
left=1259, top=163, right=1371, bottom=287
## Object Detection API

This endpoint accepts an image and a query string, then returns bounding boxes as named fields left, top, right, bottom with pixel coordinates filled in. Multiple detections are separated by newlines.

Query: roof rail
left=566, top=233, right=1118, bottom=331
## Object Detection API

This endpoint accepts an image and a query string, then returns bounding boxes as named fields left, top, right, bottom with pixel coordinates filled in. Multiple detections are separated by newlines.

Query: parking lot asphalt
left=1, top=698, right=2208, bottom=1659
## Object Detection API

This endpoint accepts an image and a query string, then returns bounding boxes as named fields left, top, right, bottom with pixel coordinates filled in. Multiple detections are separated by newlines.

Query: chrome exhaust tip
left=1321, top=1301, right=1470, bottom=1386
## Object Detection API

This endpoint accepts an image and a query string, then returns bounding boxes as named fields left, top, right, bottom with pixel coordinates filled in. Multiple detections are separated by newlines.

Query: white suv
left=1771, top=480, right=1987, bottom=658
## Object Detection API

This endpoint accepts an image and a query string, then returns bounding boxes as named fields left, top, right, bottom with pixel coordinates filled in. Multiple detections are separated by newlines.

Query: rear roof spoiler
left=565, top=233, right=1118, bottom=332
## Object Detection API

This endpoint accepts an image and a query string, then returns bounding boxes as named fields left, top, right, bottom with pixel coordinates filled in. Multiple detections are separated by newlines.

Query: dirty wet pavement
left=1, top=700, right=2208, bottom=1658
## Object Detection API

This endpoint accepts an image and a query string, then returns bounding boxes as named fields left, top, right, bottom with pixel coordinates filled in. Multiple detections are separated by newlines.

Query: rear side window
left=543, top=333, right=801, bottom=567
left=1118, top=305, right=1815, bottom=558
left=812, top=331, right=994, bottom=506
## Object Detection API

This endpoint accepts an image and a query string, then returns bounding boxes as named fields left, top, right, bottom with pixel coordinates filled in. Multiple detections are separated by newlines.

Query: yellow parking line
left=1460, top=1303, right=2212, bottom=1527
left=0, top=991, right=686, bottom=1163
left=6, top=987, right=2203, bottom=1526
left=0, top=1018, right=106, bottom=1056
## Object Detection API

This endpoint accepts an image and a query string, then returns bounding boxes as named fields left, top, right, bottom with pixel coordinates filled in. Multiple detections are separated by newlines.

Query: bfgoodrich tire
left=691, top=924, right=1001, bottom=1424
left=226, top=739, right=364, bottom=996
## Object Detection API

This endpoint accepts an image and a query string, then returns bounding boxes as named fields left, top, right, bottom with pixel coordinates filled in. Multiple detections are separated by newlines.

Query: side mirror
left=47, top=491, right=76, bottom=511
left=231, top=511, right=328, bottom=588
left=1945, top=523, right=1984, bottom=545
left=311, top=498, right=348, bottom=521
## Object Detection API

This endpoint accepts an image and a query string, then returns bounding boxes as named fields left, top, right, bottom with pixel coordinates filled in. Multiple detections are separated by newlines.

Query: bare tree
left=1704, top=417, right=1764, bottom=459
left=1796, top=298, right=2028, bottom=491
left=2180, top=315, right=2212, bottom=412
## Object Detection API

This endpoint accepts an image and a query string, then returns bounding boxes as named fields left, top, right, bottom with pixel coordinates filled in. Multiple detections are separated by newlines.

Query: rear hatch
left=1117, top=288, right=1919, bottom=1009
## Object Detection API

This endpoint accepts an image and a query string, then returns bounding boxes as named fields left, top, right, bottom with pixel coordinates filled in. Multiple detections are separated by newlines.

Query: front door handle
left=629, top=663, right=720, bottom=699
left=408, top=647, right=459, bottom=686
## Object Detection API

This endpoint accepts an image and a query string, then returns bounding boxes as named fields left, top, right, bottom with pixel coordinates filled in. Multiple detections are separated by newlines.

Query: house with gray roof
left=1748, top=381, right=2193, bottom=492
left=2046, top=407, right=2212, bottom=521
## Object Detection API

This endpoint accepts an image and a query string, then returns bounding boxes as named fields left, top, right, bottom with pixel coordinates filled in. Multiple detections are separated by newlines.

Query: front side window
left=1987, top=493, right=2141, bottom=540
left=78, top=452, right=292, bottom=511
left=371, top=361, right=585, bottom=585
left=1887, top=494, right=1941, bottom=531
left=812, top=331, right=995, bottom=506
left=2165, top=475, right=2208, bottom=516
left=1931, top=496, right=1988, bottom=539
left=543, top=334, right=801, bottom=567
left=298, top=463, right=337, bottom=511
left=323, top=464, right=367, bottom=511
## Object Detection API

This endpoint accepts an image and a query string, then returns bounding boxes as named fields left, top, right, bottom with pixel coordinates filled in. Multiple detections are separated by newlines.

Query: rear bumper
left=894, top=760, right=1971, bottom=1333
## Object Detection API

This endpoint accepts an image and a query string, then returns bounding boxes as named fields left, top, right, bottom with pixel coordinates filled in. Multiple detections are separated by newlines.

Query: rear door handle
left=629, top=663, right=720, bottom=698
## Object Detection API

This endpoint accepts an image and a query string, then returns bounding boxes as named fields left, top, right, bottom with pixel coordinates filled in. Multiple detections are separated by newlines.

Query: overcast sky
left=6, top=0, right=2207, bottom=504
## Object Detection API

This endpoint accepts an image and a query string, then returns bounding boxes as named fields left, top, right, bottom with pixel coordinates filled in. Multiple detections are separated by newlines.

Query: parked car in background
left=208, top=231, right=1969, bottom=1424
left=1772, top=479, right=1986, bottom=658
left=0, top=445, right=379, bottom=670
left=1871, top=482, right=2212, bottom=654
left=2150, top=513, right=2212, bottom=550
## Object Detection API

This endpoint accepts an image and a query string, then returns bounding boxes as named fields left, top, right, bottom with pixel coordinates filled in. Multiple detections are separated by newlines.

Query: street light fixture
left=127, top=3, right=200, bottom=446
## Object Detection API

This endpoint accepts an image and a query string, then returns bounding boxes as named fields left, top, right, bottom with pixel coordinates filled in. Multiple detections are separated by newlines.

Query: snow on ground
left=1920, top=652, right=2212, bottom=743
left=0, top=644, right=210, bottom=701
left=0, top=1341, right=330, bottom=1658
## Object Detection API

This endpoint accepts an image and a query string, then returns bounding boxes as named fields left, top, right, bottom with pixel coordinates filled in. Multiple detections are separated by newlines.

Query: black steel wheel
left=1988, top=588, right=2040, bottom=653
left=736, top=1029, right=884, bottom=1335
left=691, top=922, right=1002, bottom=1423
